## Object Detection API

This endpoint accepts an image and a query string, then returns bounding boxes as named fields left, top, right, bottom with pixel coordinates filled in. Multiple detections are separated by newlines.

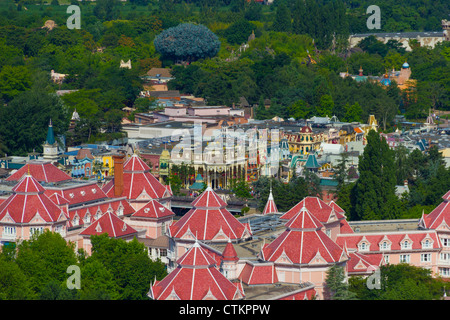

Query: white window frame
left=401, top=240, right=412, bottom=250
left=30, top=226, right=44, bottom=236
left=422, top=239, right=432, bottom=249
left=3, top=226, right=16, bottom=235
left=440, top=268, right=450, bottom=277
left=421, top=253, right=431, bottom=262
left=380, top=241, right=391, bottom=251
left=400, top=254, right=410, bottom=263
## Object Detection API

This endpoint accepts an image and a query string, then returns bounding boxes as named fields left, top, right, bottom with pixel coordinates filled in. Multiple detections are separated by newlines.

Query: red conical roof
left=0, top=175, right=66, bottom=224
left=149, top=241, right=245, bottom=300
left=102, top=155, right=169, bottom=201
left=123, top=154, right=151, bottom=172
left=12, top=175, right=46, bottom=194
left=222, top=240, right=239, bottom=262
left=285, top=205, right=323, bottom=231
left=280, top=196, right=345, bottom=224
left=191, top=187, right=227, bottom=209
left=262, top=190, right=278, bottom=215
left=177, top=241, right=217, bottom=268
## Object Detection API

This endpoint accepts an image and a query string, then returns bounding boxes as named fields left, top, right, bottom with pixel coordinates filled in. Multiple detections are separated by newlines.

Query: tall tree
left=272, top=4, right=291, bottom=33
left=351, top=130, right=400, bottom=221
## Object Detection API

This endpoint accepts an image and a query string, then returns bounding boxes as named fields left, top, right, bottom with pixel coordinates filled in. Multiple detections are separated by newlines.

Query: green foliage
left=0, top=65, right=32, bottom=102
left=351, top=130, right=400, bottom=220
left=0, top=230, right=167, bottom=300
left=154, top=23, right=221, bottom=63
left=325, top=265, right=357, bottom=300
left=252, top=175, right=308, bottom=213
left=349, top=264, right=446, bottom=300
left=223, top=19, right=256, bottom=45
left=87, top=234, right=167, bottom=300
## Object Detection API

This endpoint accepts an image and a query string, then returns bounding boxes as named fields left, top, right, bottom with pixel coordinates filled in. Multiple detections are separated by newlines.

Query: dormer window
left=422, top=238, right=433, bottom=249
left=401, top=239, right=412, bottom=250
left=358, top=241, right=370, bottom=252
left=380, top=241, right=391, bottom=251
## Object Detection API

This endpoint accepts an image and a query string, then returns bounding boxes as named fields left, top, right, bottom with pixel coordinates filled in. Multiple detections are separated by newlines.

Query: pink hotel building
left=2, top=157, right=450, bottom=299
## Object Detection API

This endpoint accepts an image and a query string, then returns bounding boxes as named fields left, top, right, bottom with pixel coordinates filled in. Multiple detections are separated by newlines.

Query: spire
left=45, top=118, right=56, bottom=145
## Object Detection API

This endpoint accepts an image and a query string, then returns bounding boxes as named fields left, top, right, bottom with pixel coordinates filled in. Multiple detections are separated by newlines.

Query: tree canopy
left=153, top=23, right=220, bottom=63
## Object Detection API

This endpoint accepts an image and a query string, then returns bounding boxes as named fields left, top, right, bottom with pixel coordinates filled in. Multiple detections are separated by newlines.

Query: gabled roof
left=132, top=199, right=175, bottom=219
left=420, top=191, right=450, bottom=229
left=68, top=198, right=134, bottom=226
left=0, top=175, right=66, bottom=224
left=80, top=211, right=137, bottom=238
left=176, top=241, right=217, bottom=267
left=149, top=241, right=245, bottom=300
left=346, top=252, right=384, bottom=275
left=6, top=162, right=72, bottom=183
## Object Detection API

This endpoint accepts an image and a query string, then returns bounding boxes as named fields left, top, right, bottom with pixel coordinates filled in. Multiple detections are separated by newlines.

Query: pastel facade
left=0, top=175, right=68, bottom=244
left=168, top=187, right=252, bottom=268
left=149, top=241, right=245, bottom=300
left=259, top=204, right=348, bottom=298
left=123, top=199, right=175, bottom=239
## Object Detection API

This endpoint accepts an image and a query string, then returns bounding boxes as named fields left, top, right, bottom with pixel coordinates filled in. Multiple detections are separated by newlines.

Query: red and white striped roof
left=261, top=205, right=347, bottom=265
left=420, top=191, right=450, bottom=230
left=191, top=186, right=227, bottom=209
left=149, top=241, right=245, bottom=300
left=132, top=199, right=175, bottom=219
left=103, top=154, right=170, bottom=201
left=169, top=188, right=252, bottom=242
left=6, top=162, right=72, bottom=183
left=262, top=190, right=278, bottom=215
left=80, top=211, right=137, bottom=238
left=280, top=196, right=345, bottom=224
left=222, top=239, right=239, bottom=262
left=0, top=175, right=67, bottom=224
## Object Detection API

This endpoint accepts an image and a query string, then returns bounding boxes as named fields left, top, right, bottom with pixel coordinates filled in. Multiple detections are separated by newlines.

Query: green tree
left=352, top=130, right=400, bottom=221
left=15, top=230, right=78, bottom=297
left=350, top=263, right=445, bottom=300
left=325, top=265, right=356, bottom=300
left=154, top=23, right=220, bottom=63
left=0, top=254, right=34, bottom=300
left=0, top=65, right=32, bottom=102
left=272, top=4, right=291, bottom=33
left=87, top=234, right=167, bottom=300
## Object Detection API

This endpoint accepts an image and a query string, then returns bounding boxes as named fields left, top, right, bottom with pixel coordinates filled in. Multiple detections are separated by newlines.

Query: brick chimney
left=112, top=153, right=125, bottom=197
